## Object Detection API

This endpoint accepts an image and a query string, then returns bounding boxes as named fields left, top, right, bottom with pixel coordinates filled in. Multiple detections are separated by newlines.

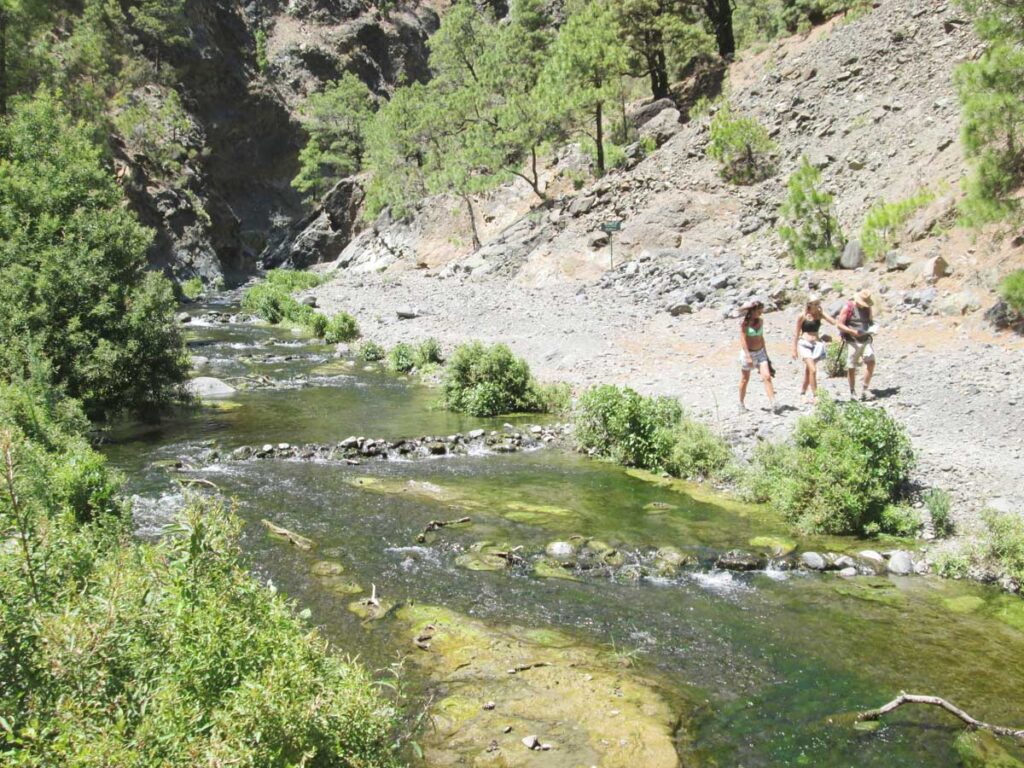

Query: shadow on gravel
left=870, top=387, right=901, bottom=400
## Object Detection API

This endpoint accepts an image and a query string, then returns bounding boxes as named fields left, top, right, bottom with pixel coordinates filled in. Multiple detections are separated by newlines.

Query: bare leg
left=759, top=361, right=776, bottom=408
left=805, top=359, right=818, bottom=401
left=739, top=369, right=751, bottom=407
left=862, top=358, right=876, bottom=392
left=847, top=367, right=857, bottom=396
left=800, top=360, right=810, bottom=397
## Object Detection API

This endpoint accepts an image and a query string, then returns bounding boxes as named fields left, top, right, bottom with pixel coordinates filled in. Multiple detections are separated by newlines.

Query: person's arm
left=740, top=322, right=752, bottom=363
left=792, top=315, right=802, bottom=359
left=822, top=311, right=839, bottom=326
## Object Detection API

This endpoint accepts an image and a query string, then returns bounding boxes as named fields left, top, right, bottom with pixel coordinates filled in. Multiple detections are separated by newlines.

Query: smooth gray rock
left=176, top=312, right=192, bottom=324
left=545, top=541, right=578, bottom=560
left=396, top=305, right=420, bottom=319
left=885, top=251, right=912, bottom=271
left=187, top=377, right=236, bottom=398
left=800, top=551, right=827, bottom=570
left=840, top=240, right=864, bottom=269
left=886, top=550, right=914, bottom=575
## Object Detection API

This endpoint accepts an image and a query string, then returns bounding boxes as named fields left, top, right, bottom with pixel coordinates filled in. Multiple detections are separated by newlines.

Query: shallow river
left=103, top=297, right=1024, bottom=767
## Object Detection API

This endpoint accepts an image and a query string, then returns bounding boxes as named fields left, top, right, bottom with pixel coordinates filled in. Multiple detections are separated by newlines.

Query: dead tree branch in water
left=857, top=693, right=1024, bottom=740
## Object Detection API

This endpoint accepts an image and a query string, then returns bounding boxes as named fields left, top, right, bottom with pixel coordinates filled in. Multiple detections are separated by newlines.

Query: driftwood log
left=857, top=694, right=1024, bottom=739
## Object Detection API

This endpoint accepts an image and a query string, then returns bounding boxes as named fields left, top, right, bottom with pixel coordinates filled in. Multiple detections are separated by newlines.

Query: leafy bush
left=665, top=419, right=733, bottom=480
left=859, top=188, right=935, bottom=259
left=387, top=342, right=417, bottom=373
left=358, top=341, right=386, bottom=362
left=745, top=397, right=915, bottom=535
left=442, top=341, right=548, bottom=417
left=573, top=385, right=681, bottom=470
left=415, top=337, right=444, bottom=367
left=181, top=276, right=204, bottom=300
left=0, top=377, right=400, bottom=767
left=933, top=547, right=972, bottom=579
left=0, top=92, right=189, bottom=419
left=325, top=312, right=360, bottom=343
left=777, top=157, right=845, bottom=269
left=240, top=271, right=333, bottom=338
left=980, top=507, right=1024, bottom=582
left=706, top=103, right=777, bottom=184
left=999, top=269, right=1024, bottom=314
left=925, top=488, right=954, bottom=538
left=824, top=340, right=847, bottom=377
left=870, top=504, right=922, bottom=538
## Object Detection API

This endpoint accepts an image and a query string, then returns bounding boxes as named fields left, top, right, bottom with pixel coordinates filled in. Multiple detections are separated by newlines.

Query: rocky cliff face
left=123, top=0, right=441, bottom=285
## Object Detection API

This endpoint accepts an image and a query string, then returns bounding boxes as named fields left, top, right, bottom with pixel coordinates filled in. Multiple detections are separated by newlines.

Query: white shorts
left=847, top=339, right=875, bottom=368
left=798, top=339, right=827, bottom=361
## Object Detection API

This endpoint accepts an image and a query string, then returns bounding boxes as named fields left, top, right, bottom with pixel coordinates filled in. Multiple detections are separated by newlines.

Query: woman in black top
left=791, top=295, right=836, bottom=405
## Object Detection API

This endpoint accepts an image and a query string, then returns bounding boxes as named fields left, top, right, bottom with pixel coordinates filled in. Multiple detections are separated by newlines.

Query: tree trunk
left=462, top=194, right=482, bottom=250
left=595, top=101, right=605, bottom=176
left=529, top=146, right=545, bottom=201
left=655, top=47, right=669, bottom=99
left=0, top=10, right=8, bottom=118
left=705, top=0, right=736, bottom=59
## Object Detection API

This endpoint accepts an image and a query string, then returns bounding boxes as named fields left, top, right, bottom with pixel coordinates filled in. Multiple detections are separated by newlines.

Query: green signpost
left=600, top=220, right=623, bottom=269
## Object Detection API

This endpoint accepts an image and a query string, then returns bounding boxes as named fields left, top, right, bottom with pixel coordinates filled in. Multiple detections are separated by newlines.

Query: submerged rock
left=716, top=550, right=766, bottom=571
left=533, top=557, right=580, bottom=581
left=800, top=552, right=827, bottom=571
left=310, top=560, right=344, bottom=576
left=397, top=604, right=682, bottom=767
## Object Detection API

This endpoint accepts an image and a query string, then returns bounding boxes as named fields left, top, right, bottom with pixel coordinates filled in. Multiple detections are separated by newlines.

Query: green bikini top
left=745, top=321, right=763, bottom=338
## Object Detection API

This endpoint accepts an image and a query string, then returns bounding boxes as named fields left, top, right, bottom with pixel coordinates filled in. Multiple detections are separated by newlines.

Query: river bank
left=310, top=268, right=1024, bottom=557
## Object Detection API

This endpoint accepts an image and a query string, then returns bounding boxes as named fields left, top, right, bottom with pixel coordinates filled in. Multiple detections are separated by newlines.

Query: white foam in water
left=690, top=570, right=752, bottom=595
left=385, top=545, right=443, bottom=569
left=131, top=492, right=185, bottom=539
left=763, top=564, right=790, bottom=581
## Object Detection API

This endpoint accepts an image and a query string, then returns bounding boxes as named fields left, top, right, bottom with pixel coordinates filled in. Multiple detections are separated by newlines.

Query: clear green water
left=104, top=307, right=1024, bottom=767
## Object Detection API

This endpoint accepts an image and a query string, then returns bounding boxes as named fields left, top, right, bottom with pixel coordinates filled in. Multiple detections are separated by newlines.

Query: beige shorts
left=847, top=339, right=875, bottom=368
left=798, top=339, right=827, bottom=361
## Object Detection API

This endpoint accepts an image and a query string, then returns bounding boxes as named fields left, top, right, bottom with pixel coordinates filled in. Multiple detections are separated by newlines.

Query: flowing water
left=104, top=298, right=1024, bottom=767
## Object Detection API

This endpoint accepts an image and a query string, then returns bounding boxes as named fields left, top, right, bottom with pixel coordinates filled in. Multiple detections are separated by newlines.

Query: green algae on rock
left=396, top=604, right=683, bottom=767
left=749, top=536, right=798, bottom=557
left=533, top=557, right=581, bottom=581
left=311, top=560, right=345, bottom=576
left=956, top=730, right=1024, bottom=768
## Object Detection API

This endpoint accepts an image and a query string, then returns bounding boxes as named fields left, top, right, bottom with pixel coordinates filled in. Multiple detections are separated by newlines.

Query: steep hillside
left=117, top=0, right=442, bottom=283
left=308, top=0, right=1024, bottom=537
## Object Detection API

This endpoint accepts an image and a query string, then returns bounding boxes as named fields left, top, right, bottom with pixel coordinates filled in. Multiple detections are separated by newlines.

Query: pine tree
left=777, top=157, right=844, bottom=269
left=539, top=0, right=629, bottom=176
left=705, top=102, right=776, bottom=183
left=615, top=0, right=710, bottom=100
left=292, top=73, right=376, bottom=201
left=126, top=0, right=188, bottom=74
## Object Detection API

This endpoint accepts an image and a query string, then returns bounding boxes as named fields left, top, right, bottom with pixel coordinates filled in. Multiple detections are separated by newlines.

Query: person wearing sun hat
left=837, top=289, right=877, bottom=400
left=737, top=298, right=779, bottom=413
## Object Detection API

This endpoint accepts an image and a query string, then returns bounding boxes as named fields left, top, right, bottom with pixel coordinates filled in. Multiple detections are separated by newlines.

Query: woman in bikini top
left=791, top=295, right=837, bottom=404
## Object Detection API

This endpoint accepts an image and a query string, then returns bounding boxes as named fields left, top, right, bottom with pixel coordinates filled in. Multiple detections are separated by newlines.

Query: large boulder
left=261, top=178, right=365, bottom=269
left=629, top=97, right=677, bottom=128
left=187, top=377, right=236, bottom=398
left=839, top=240, right=864, bottom=269
left=639, top=108, right=683, bottom=146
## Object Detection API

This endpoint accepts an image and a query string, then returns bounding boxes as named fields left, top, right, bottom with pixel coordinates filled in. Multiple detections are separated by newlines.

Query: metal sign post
left=600, top=220, right=623, bottom=269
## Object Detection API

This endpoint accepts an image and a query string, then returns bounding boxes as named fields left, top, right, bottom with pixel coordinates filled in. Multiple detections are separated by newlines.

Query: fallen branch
left=177, top=478, right=220, bottom=491
left=857, top=693, right=1024, bottom=740
left=261, top=519, right=314, bottom=550
left=416, top=516, right=471, bottom=542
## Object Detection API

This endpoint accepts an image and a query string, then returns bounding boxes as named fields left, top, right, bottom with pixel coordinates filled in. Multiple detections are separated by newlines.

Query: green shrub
left=778, top=157, right=844, bottom=270
left=859, top=188, right=935, bottom=259
left=999, top=269, right=1024, bottom=314
left=240, top=271, right=332, bottom=338
left=264, top=268, right=324, bottom=292
left=980, top=508, right=1024, bottom=581
left=665, top=419, right=733, bottom=480
left=415, top=337, right=444, bottom=366
left=0, top=377, right=400, bottom=767
left=0, top=92, right=189, bottom=419
left=933, top=546, right=972, bottom=579
left=358, top=341, right=386, bottom=362
left=745, top=397, right=915, bottom=535
left=638, top=134, right=657, bottom=157
left=688, top=94, right=723, bottom=121
left=874, top=504, right=922, bottom=538
left=325, top=312, right=360, bottom=343
left=535, top=382, right=573, bottom=415
left=387, top=342, right=417, bottom=373
left=442, top=341, right=548, bottom=417
left=824, top=339, right=847, bottom=377
left=706, top=102, right=777, bottom=184
left=573, top=385, right=681, bottom=470
left=181, top=276, right=204, bottom=301
left=925, top=488, right=954, bottom=537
